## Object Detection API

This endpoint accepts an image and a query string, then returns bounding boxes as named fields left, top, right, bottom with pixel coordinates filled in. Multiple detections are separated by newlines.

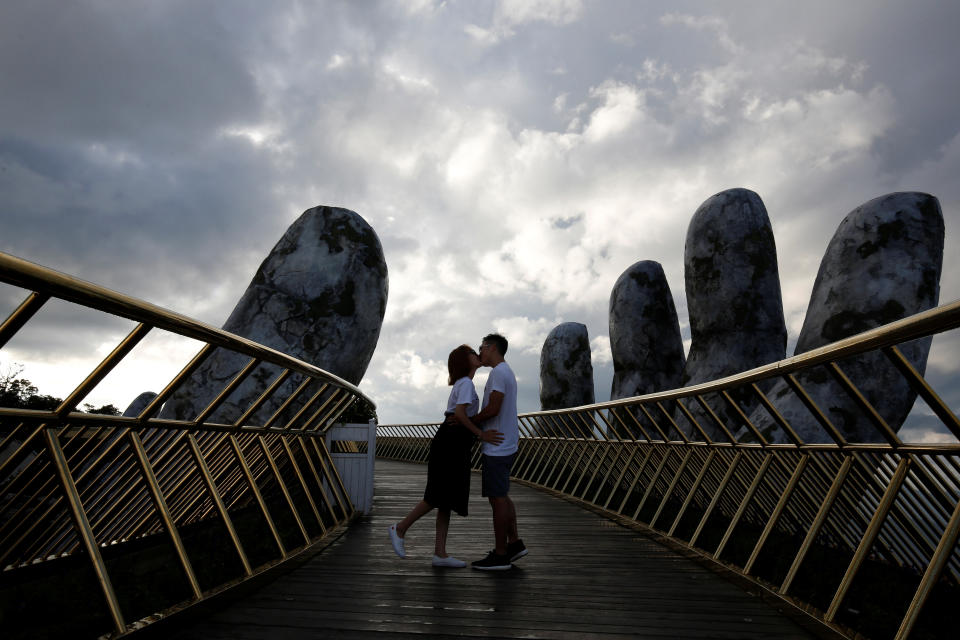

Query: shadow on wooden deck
left=164, top=460, right=834, bottom=639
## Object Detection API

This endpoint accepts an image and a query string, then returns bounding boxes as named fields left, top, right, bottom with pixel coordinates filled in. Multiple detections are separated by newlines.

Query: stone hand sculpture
left=159, top=206, right=388, bottom=425
left=613, top=188, right=943, bottom=445
left=746, top=192, right=943, bottom=443
left=540, top=322, right=595, bottom=422
left=678, top=188, right=787, bottom=440
left=609, top=260, right=685, bottom=437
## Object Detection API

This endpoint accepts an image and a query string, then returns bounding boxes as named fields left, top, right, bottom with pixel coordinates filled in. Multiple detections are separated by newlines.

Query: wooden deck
left=166, top=460, right=831, bottom=639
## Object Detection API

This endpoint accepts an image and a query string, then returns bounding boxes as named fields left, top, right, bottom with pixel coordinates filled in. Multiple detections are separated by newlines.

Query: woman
left=388, top=344, right=503, bottom=567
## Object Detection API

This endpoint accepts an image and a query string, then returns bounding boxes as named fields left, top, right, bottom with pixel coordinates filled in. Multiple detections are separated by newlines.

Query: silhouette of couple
left=388, top=333, right=527, bottom=570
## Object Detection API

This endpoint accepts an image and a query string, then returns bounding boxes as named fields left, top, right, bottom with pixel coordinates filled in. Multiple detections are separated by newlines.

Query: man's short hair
left=483, top=333, right=508, bottom=356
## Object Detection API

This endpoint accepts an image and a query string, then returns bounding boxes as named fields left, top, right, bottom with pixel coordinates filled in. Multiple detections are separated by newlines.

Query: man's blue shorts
left=481, top=453, right=516, bottom=498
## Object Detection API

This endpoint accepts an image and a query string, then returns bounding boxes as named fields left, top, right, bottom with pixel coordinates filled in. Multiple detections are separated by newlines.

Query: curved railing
left=378, top=300, right=960, bottom=640
left=0, top=252, right=370, bottom=638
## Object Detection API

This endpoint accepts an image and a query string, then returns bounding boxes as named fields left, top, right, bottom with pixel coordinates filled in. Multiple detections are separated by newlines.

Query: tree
left=339, top=397, right=378, bottom=424
left=82, top=403, right=122, bottom=416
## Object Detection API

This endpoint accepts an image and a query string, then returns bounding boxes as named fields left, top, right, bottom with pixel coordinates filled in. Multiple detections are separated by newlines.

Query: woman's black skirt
left=423, top=417, right=475, bottom=516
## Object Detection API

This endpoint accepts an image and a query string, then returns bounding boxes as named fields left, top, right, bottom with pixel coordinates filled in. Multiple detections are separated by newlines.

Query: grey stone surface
left=160, top=206, right=388, bottom=424
left=748, top=192, right=944, bottom=443
left=609, top=261, right=685, bottom=437
left=540, top=322, right=595, bottom=419
left=123, top=392, right=157, bottom=417
left=680, top=188, right=787, bottom=440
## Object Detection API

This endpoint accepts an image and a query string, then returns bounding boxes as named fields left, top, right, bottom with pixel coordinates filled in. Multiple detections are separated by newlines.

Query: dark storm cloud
left=1, top=0, right=958, bottom=426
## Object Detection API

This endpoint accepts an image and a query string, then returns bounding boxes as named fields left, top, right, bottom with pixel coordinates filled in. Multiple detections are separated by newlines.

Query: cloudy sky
left=1, top=0, right=958, bottom=433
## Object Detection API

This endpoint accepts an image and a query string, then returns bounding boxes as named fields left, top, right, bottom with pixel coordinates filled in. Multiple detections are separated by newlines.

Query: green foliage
left=339, top=396, right=377, bottom=424
left=82, top=403, right=122, bottom=416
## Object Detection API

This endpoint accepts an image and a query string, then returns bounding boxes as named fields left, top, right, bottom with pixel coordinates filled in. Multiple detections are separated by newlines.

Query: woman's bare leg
left=397, top=500, right=433, bottom=536
left=434, top=509, right=451, bottom=557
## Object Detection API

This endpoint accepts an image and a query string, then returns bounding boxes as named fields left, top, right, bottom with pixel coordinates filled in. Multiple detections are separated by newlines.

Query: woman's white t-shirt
left=445, top=376, right=479, bottom=417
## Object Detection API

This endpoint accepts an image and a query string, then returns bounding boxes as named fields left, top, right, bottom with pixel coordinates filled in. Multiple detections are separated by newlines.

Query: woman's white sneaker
left=432, top=555, right=466, bottom=568
left=389, top=524, right=406, bottom=558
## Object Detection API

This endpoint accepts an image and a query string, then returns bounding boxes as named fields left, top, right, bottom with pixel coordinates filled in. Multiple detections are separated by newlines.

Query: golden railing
left=378, top=300, right=960, bottom=640
left=0, top=252, right=369, bottom=637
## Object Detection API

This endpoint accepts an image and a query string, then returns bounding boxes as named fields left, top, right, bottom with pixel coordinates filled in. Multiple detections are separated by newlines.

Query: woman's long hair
left=447, top=344, right=477, bottom=385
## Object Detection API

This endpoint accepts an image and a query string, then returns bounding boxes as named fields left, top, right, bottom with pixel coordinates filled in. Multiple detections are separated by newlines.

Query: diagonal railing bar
left=1, top=252, right=370, bottom=637
left=379, top=297, right=960, bottom=640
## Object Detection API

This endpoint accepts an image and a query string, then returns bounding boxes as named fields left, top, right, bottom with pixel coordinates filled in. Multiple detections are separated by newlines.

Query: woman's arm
left=454, top=404, right=503, bottom=445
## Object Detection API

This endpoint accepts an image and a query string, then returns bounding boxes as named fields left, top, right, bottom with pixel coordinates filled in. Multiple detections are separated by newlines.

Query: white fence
left=325, top=420, right=377, bottom=514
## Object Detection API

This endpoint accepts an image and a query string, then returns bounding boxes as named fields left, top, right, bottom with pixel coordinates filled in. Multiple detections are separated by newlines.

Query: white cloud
left=326, top=53, right=351, bottom=70
left=660, top=13, right=742, bottom=54
left=382, top=350, right=448, bottom=390
left=591, top=334, right=612, bottom=365
left=584, top=81, right=644, bottom=142
left=466, top=0, right=584, bottom=45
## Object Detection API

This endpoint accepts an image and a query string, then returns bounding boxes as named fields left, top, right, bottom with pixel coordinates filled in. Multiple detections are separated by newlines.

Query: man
left=471, top=333, right=527, bottom=570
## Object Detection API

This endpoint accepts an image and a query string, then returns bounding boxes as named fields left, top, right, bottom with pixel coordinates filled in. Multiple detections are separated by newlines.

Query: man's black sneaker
left=506, top=539, right=528, bottom=562
left=471, top=551, right=512, bottom=571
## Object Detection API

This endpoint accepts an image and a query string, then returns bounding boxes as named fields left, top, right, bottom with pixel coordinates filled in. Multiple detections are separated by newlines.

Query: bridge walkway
left=166, top=460, right=827, bottom=639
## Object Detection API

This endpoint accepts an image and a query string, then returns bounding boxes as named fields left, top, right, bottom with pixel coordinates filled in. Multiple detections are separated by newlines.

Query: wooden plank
left=168, top=460, right=826, bottom=639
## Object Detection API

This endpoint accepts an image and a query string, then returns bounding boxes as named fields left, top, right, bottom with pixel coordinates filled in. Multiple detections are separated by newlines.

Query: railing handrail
left=0, top=250, right=365, bottom=638
left=521, top=298, right=960, bottom=419
left=0, top=250, right=373, bottom=411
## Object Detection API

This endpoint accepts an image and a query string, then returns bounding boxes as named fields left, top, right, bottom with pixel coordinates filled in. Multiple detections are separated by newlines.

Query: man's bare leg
left=490, top=496, right=510, bottom=555
left=505, top=496, right=519, bottom=543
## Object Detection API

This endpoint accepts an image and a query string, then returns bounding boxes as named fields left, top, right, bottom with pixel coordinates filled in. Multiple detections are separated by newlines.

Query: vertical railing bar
left=310, top=437, right=352, bottom=521
left=825, top=456, right=912, bottom=622
left=751, top=383, right=805, bottom=446
left=229, top=434, right=287, bottom=558
left=883, top=345, right=960, bottom=441
left=744, top=455, right=809, bottom=574
left=602, top=444, right=641, bottom=510
left=827, top=362, right=902, bottom=447
left=655, top=401, right=690, bottom=443
left=138, top=344, right=217, bottom=420
left=313, top=394, right=353, bottom=433
left=280, top=436, right=326, bottom=534
left=550, top=414, right=585, bottom=491
left=650, top=449, right=694, bottom=529
left=283, top=383, right=330, bottom=430
left=0, top=291, right=50, bottom=350
left=780, top=454, right=855, bottom=593
left=668, top=450, right=717, bottom=537
left=43, top=428, right=126, bottom=633
left=714, top=454, right=774, bottom=559
left=720, top=391, right=768, bottom=445
left=616, top=446, right=655, bottom=514
left=689, top=451, right=742, bottom=548
left=783, top=373, right=848, bottom=446
left=186, top=433, right=253, bottom=575
left=194, top=357, right=262, bottom=425
left=692, top=395, right=738, bottom=444
left=673, top=398, right=713, bottom=443
left=894, top=493, right=960, bottom=640
left=258, top=435, right=311, bottom=545
left=127, top=431, right=202, bottom=599
left=297, top=437, right=338, bottom=520
left=57, top=323, right=152, bottom=417
left=530, top=416, right=566, bottom=486
left=233, top=368, right=293, bottom=427
left=265, top=378, right=318, bottom=428
left=535, top=416, right=570, bottom=488
left=632, top=448, right=673, bottom=521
